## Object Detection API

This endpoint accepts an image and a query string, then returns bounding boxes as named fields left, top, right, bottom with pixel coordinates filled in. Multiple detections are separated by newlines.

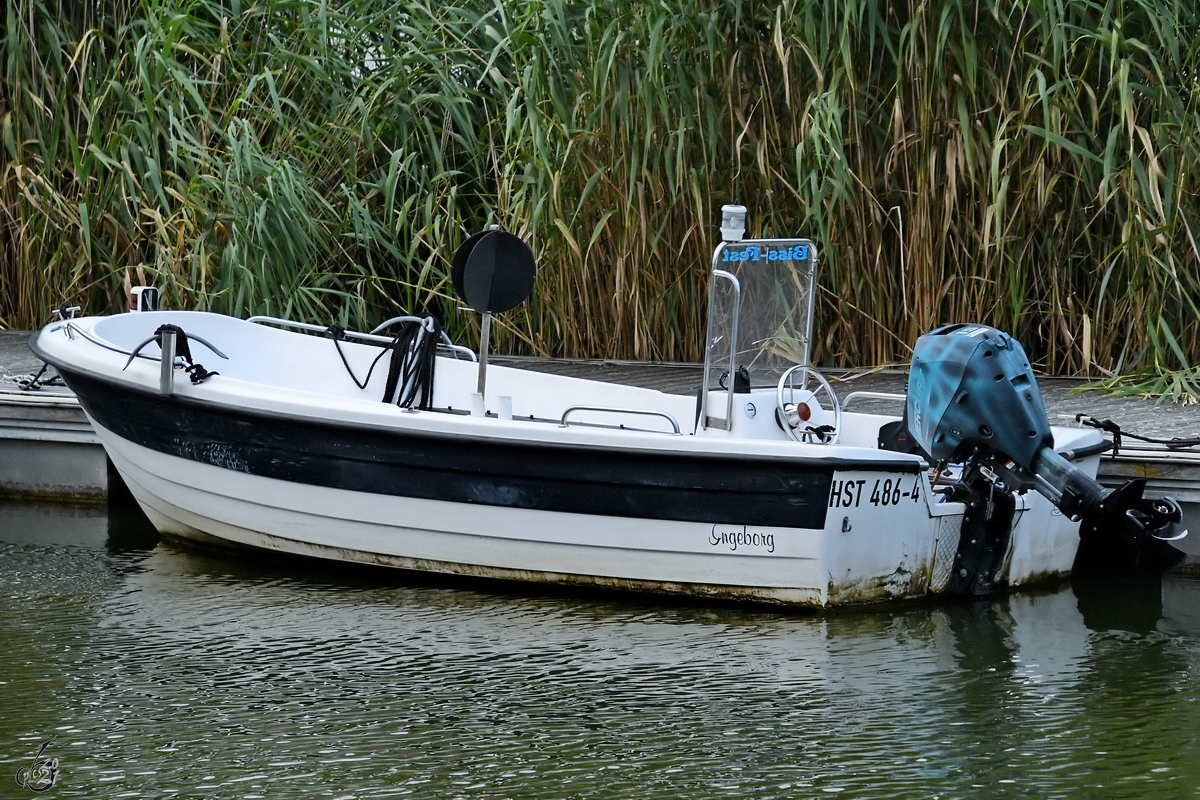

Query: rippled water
left=2, top=498, right=1200, bottom=798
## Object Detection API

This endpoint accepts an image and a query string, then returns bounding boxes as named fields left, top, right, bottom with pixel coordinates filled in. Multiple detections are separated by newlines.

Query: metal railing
left=248, top=315, right=477, bottom=361
left=699, top=263, right=740, bottom=431
left=842, top=391, right=906, bottom=411
left=558, top=406, right=682, bottom=435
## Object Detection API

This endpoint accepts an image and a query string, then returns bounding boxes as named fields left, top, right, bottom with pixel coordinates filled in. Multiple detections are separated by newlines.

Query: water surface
left=2, top=498, right=1199, bottom=798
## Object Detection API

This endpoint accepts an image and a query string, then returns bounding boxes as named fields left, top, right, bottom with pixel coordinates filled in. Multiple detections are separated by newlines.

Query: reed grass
left=3, top=0, right=1198, bottom=396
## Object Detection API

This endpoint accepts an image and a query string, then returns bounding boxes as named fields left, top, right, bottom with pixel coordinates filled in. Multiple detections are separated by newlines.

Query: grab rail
left=58, top=321, right=228, bottom=362
left=699, top=264, right=741, bottom=431
left=558, top=406, right=682, bottom=435
left=248, top=316, right=477, bottom=361
left=370, top=316, right=478, bottom=361
left=842, top=391, right=906, bottom=410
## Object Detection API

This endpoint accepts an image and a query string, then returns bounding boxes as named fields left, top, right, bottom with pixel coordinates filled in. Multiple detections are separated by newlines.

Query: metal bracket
left=159, top=328, right=176, bottom=395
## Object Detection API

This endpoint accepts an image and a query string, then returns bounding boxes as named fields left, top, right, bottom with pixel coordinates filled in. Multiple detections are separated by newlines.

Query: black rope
left=184, top=363, right=219, bottom=384
left=154, top=324, right=219, bottom=384
left=328, top=324, right=393, bottom=390
left=804, top=424, right=837, bottom=443
left=382, top=317, right=442, bottom=410
left=329, top=316, right=442, bottom=409
left=16, top=361, right=64, bottom=390
left=1075, top=414, right=1200, bottom=456
left=155, top=324, right=193, bottom=362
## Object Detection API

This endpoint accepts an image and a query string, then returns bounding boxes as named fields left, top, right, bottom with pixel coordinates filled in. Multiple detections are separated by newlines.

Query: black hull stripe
left=40, top=356, right=909, bottom=529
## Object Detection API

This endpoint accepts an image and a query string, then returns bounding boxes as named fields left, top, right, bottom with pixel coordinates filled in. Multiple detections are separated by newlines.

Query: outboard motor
left=905, top=324, right=1186, bottom=595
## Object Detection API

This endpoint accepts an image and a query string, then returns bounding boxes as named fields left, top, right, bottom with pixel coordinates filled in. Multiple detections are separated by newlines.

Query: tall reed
left=3, top=0, right=1198, bottom=394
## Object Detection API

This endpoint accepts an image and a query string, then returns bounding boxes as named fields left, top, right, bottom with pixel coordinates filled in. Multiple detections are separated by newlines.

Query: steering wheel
left=776, top=365, right=842, bottom=444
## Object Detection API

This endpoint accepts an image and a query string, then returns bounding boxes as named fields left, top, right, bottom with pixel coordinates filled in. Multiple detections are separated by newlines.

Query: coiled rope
left=329, top=315, right=442, bottom=410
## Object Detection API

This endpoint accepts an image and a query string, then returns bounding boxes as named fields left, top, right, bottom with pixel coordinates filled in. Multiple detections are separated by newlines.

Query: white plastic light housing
left=720, top=205, right=747, bottom=242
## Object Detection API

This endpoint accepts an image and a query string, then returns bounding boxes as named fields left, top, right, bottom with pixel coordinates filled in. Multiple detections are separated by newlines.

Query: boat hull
left=100, top=426, right=845, bottom=604
left=88, top=415, right=1077, bottom=608
left=32, top=315, right=1090, bottom=608
left=65, top=367, right=850, bottom=528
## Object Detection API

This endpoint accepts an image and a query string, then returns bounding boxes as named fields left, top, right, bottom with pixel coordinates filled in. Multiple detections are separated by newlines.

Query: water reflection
left=0, top=496, right=159, bottom=551
left=0, top=498, right=109, bottom=548
left=2, top=499, right=1199, bottom=798
left=1072, top=571, right=1167, bottom=634
left=1161, top=577, right=1200, bottom=637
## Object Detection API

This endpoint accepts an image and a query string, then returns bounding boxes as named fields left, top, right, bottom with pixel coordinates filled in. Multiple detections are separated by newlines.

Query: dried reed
left=2, top=0, right=1197, bottom=396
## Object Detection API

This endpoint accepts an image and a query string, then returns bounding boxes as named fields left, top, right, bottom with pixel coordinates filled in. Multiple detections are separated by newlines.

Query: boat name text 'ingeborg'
left=709, top=525, right=776, bottom=553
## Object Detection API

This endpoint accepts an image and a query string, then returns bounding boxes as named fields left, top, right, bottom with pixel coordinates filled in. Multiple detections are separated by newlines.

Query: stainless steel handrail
left=370, top=316, right=478, bottom=361
left=58, top=321, right=229, bottom=361
left=248, top=315, right=477, bottom=361
left=700, top=259, right=741, bottom=431
left=842, top=391, right=907, bottom=410
left=558, top=406, right=682, bottom=435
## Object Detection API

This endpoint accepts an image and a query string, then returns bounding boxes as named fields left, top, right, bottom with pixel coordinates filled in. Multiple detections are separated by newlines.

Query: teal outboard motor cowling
left=908, top=324, right=1052, bottom=469
left=905, top=324, right=1186, bottom=592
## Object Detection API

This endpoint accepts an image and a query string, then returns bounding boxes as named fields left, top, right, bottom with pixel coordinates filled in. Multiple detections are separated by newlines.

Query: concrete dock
left=5, top=329, right=1200, bottom=561
left=1, top=331, right=107, bottom=498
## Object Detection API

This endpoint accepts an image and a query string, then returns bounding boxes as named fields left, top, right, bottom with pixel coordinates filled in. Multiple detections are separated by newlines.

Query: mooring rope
left=120, top=324, right=221, bottom=384
left=1076, top=414, right=1200, bottom=455
left=1, top=362, right=64, bottom=390
left=327, top=324, right=394, bottom=390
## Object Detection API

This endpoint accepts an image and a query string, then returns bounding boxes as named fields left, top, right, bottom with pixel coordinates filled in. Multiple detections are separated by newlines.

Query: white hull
left=94, top=416, right=1084, bottom=608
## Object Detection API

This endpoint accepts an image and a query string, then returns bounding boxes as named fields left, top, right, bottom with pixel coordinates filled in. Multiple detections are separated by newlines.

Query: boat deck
left=5, top=330, right=1200, bottom=516
left=495, top=354, right=1200, bottom=438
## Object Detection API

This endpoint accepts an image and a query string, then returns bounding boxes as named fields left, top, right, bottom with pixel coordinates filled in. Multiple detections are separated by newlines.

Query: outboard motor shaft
left=905, top=324, right=1186, bottom=589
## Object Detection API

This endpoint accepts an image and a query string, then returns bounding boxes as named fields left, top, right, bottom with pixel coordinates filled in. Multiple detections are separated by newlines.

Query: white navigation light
left=130, top=286, right=160, bottom=313
left=720, top=204, right=747, bottom=242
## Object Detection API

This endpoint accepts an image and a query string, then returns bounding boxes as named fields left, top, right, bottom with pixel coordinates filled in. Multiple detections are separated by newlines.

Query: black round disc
left=450, top=229, right=536, bottom=314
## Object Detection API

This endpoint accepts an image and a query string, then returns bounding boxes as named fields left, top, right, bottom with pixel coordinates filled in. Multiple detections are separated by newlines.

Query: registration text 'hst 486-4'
left=829, top=477, right=921, bottom=508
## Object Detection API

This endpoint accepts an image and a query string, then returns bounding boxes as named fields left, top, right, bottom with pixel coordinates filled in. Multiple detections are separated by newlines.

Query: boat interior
left=67, top=224, right=913, bottom=455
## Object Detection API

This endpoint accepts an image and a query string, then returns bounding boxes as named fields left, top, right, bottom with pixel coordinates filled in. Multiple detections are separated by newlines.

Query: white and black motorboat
left=30, top=207, right=1187, bottom=607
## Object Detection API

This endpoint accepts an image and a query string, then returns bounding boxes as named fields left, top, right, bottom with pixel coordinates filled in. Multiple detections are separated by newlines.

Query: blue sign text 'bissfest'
left=721, top=244, right=809, bottom=263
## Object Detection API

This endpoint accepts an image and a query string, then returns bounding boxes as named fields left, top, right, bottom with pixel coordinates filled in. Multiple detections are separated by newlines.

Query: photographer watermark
left=15, top=738, right=58, bottom=793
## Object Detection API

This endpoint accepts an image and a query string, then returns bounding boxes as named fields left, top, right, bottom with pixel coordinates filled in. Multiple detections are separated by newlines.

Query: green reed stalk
left=2, top=0, right=1198, bottom=397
